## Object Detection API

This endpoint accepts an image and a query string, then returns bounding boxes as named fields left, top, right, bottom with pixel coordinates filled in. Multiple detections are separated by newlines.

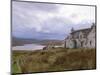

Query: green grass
left=12, top=48, right=96, bottom=74
left=12, top=62, right=21, bottom=73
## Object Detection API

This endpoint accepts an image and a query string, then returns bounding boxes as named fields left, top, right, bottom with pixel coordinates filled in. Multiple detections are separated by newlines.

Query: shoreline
left=12, top=44, right=45, bottom=51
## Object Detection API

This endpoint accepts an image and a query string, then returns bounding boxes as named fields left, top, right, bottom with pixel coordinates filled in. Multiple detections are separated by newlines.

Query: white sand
left=12, top=44, right=45, bottom=51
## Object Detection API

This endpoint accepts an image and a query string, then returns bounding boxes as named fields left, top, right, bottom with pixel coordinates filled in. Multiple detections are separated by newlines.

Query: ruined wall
left=64, top=24, right=96, bottom=49
left=86, top=26, right=96, bottom=48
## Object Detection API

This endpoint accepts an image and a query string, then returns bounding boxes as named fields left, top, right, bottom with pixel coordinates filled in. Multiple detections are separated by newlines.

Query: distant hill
left=12, top=37, right=63, bottom=46
left=12, top=37, right=38, bottom=46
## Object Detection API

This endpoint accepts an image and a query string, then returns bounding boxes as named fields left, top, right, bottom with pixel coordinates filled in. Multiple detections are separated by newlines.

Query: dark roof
left=71, top=28, right=91, bottom=37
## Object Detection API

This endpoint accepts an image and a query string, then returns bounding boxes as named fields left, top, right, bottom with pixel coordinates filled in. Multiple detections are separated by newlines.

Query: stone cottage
left=64, top=23, right=96, bottom=49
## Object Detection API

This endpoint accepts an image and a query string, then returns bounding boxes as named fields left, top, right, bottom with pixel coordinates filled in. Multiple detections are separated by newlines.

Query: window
left=90, top=41, right=92, bottom=45
left=80, top=35, right=82, bottom=39
left=81, top=41, right=84, bottom=47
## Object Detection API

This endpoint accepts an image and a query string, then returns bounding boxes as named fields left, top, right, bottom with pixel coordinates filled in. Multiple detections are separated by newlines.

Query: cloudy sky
left=12, top=1, right=95, bottom=40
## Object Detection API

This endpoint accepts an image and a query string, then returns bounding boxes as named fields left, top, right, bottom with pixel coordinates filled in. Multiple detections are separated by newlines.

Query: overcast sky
left=12, top=1, right=95, bottom=40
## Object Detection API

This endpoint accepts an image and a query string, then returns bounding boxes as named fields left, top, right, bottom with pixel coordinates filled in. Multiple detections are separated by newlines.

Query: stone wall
left=86, top=25, right=95, bottom=48
left=64, top=24, right=96, bottom=49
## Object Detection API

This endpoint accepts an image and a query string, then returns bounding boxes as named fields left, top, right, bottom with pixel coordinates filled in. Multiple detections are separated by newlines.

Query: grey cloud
left=12, top=1, right=60, bottom=32
left=12, top=1, right=59, bottom=13
left=41, top=17, right=74, bottom=34
left=12, top=1, right=94, bottom=40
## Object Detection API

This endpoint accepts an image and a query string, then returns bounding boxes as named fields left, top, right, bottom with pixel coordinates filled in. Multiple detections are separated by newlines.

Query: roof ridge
left=71, top=27, right=91, bottom=34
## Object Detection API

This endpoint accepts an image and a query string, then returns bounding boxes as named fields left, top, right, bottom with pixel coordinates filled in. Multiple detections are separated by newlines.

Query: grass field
left=12, top=48, right=96, bottom=74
